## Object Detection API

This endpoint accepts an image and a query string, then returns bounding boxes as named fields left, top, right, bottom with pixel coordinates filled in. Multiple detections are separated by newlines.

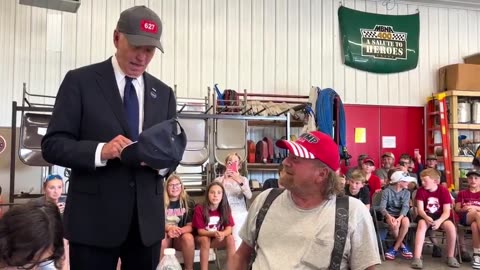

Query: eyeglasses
left=45, top=174, right=63, bottom=182
left=168, top=183, right=182, bottom=188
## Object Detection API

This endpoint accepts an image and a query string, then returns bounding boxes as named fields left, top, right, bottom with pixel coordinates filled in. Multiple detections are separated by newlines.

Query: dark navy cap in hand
left=121, top=119, right=186, bottom=169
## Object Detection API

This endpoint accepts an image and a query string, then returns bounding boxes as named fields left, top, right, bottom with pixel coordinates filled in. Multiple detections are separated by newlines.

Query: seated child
left=362, top=157, right=382, bottom=202
left=411, top=168, right=459, bottom=269
left=192, top=182, right=235, bottom=270
left=344, top=169, right=370, bottom=209
left=161, top=175, right=196, bottom=270
left=454, top=169, right=480, bottom=269
left=379, top=170, right=415, bottom=260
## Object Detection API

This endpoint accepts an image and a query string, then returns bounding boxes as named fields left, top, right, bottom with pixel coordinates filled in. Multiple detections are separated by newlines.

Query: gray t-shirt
left=240, top=189, right=381, bottom=270
left=375, top=167, right=388, bottom=181
left=379, top=185, right=411, bottom=217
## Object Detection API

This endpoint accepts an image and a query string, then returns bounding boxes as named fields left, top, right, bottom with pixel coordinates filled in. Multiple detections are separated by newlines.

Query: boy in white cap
left=380, top=170, right=415, bottom=260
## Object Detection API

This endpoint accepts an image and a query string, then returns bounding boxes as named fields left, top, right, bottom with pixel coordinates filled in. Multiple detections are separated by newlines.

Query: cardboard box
left=438, top=64, right=480, bottom=91
left=464, top=53, right=480, bottom=64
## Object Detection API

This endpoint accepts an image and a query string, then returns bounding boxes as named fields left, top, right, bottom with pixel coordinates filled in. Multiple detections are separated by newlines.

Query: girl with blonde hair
left=214, top=153, right=251, bottom=249
left=160, top=174, right=196, bottom=270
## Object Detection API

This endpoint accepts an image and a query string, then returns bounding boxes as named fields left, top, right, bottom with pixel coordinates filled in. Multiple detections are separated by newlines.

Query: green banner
left=338, top=6, right=419, bottom=74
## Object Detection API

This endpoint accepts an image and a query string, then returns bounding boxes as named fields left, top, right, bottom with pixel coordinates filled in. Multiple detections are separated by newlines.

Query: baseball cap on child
left=117, top=6, right=164, bottom=52
left=467, top=169, right=480, bottom=177
left=390, top=171, right=417, bottom=184
left=275, top=131, right=340, bottom=171
left=382, top=152, right=395, bottom=159
left=362, top=158, right=375, bottom=166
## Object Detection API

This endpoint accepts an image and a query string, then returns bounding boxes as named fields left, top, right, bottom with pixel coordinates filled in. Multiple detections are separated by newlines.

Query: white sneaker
left=472, top=253, right=480, bottom=269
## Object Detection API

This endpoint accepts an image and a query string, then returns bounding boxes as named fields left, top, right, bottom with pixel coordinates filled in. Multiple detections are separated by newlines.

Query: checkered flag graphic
left=392, top=33, right=406, bottom=41
left=361, top=30, right=377, bottom=38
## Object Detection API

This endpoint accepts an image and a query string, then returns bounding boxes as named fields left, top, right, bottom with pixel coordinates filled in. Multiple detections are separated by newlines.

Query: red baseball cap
left=362, top=157, right=375, bottom=166
left=275, top=131, right=340, bottom=171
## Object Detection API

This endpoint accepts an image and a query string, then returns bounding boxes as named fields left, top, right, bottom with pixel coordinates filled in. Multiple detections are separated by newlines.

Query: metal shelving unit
left=9, top=84, right=55, bottom=203
left=443, top=90, right=480, bottom=189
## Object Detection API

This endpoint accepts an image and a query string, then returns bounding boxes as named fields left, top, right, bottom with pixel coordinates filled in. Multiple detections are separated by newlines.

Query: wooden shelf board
left=247, top=163, right=282, bottom=171
left=444, top=90, right=480, bottom=97
left=453, top=156, right=474, bottom=163
left=450, top=123, right=480, bottom=130
left=248, top=120, right=304, bottom=127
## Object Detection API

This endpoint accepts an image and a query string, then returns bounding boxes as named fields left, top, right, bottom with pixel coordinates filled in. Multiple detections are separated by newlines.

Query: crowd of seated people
left=7, top=150, right=480, bottom=270
left=341, top=151, right=480, bottom=269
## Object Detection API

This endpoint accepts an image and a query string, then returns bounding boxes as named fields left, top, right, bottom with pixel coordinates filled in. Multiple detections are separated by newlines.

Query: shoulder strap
left=249, top=188, right=285, bottom=269
left=328, top=195, right=350, bottom=270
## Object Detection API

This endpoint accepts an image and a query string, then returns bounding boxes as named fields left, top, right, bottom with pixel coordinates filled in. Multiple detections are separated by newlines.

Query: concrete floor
left=205, top=244, right=476, bottom=270
left=377, top=257, right=473, bottom=270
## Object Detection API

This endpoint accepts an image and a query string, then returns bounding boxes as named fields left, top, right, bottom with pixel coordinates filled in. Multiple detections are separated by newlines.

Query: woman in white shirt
left=214, top=153, right=252, bottom=249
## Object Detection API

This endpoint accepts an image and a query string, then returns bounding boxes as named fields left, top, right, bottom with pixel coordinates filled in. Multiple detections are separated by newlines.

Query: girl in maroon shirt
left=192, top=182, right=235, bottom=270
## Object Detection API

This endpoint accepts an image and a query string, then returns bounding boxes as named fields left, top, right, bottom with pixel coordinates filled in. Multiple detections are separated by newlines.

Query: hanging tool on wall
left=315, top=87, right=352, bottom=166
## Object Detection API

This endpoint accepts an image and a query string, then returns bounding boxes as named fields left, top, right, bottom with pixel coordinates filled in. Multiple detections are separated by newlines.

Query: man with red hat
left=42, top=5, right=175, bottom=270
left=229, top=131, right=381, bottom=270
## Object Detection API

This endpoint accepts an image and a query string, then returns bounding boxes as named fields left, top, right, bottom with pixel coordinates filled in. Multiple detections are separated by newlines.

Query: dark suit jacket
left=41, top=58, right=177, bottom=247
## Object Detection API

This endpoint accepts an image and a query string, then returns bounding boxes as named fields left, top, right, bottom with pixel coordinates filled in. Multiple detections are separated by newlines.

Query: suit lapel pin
left=150, top=88, right=157, bottom=99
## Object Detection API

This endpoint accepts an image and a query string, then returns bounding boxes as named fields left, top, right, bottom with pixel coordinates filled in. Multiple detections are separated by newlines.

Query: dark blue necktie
left=124, top=76, right=139, bottom=141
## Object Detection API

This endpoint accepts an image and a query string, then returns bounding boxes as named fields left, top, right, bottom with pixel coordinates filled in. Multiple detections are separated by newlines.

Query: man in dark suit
left=41, top=6, right=176, bottom=270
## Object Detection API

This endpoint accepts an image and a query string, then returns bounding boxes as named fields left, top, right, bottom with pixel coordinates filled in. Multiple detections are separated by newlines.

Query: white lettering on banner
left=360, top=25, right=407, bottom=60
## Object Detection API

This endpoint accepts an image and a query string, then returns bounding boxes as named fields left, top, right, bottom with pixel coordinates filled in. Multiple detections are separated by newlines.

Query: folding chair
left=176, top=97, right=210, bottom=192
left=19, top=113, right=52, bottom=166
left=214, top=119, right=247, bottom=166
left=455, top=220, right=471, bottom=263
left=411, top=191, right=461, bottom=262
left=175, top=248, right=221, bottom=270
left=371, top=191, right=388, bottom=261
left=372, top=190, right=417, bottom=261
left=212, top=119, right=247, bottom=181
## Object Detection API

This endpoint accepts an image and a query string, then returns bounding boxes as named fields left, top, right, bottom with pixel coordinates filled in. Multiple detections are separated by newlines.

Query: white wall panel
left=90, top=0, right=107, bottom=64
left=3, top=0, right=480, bottom=126
left=275, top=0, right=287, bottom=95
left=387, top=6, right=400, bottom=104
left=365, top=1, right=379, bottom=104
left=159, top=0, right=175, bottom=88
left=343, top=0, right=356, bottom=104
left=30, top=7, right=47, bottom=100
left=214, top=0, right=228, bottom=89
left=286, top=0, right=299, bottom=95
left=239, top=0, right=252, bottom=92
left=298, top=0, right=311, bottom=96
left=188, top=0, right=202, bottom=98
left=226, top=0, right=240, bottom=92
left=175, top=0, right=189, bottom=97
left=263, top=0, right=276, bottom=94
left=0, top=1, right=16, bottom=121
left=201, top=0, right=215, bottom=95
left=250, top=0, right=264, bottom=93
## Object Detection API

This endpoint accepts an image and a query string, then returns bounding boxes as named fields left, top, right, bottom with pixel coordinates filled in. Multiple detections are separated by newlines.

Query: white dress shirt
left=94, top=55, right=145, bottom=167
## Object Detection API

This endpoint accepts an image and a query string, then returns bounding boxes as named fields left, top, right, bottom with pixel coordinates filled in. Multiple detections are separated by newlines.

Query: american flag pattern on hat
left=283, top=141, right=315, bottom=159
